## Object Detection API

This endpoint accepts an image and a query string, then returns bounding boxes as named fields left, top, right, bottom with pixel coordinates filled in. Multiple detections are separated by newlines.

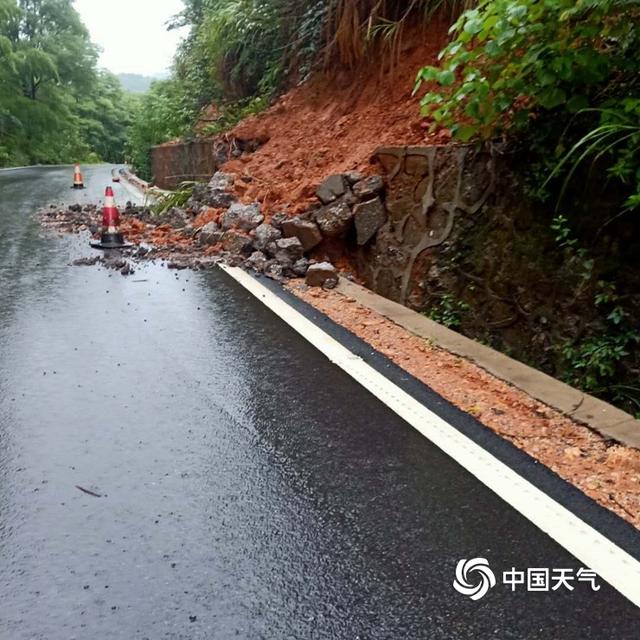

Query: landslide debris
left=37, top=169, right=385, bottom=284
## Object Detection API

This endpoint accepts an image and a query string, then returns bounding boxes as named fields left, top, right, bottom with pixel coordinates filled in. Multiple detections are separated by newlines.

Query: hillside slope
left=222, top=24, right=450, bottom=216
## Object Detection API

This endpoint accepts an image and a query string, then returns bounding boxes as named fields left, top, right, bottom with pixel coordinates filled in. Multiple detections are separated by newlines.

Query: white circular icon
left=453, top=558, right=497, bottom=601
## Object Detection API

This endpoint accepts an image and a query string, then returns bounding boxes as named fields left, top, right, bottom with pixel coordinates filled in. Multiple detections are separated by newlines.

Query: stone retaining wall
left=357, top=144, right=501, bottom=306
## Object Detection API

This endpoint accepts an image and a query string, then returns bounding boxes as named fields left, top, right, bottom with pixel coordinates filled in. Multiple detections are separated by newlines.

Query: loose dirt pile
left=222, top=22, right=451, bottom=217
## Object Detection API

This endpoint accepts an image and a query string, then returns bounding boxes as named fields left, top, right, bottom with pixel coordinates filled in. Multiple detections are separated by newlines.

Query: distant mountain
left=117, top=73, right=163, bottom=94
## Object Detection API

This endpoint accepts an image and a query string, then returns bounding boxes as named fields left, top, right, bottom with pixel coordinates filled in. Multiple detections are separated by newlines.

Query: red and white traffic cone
left=91, top=186, right=128, bottom=249
left=72, top=164, right=85, bottom=189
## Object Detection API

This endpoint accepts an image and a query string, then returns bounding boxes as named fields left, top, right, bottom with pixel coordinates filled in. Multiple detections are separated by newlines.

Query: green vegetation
left=425, top=294, right=470, bottom=329
left=151, top=181, right=196, bottom=215
left=0, top=0, right=134, bottom=167
left=415, top=0, right=639, bottom=213
left=414, top=0, right=640, bottom=413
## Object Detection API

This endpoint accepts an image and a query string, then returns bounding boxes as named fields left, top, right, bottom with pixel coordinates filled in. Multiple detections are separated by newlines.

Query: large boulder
left=313, top=199, right=354, bottom=238
left=281, top=217, right=323, bottom=252
left=253, top=223, right=282, bottom=251
left=352, top=175, right=384, bottom=200
left=305, top=262, right=339, bottom=288
left=354, top=197, right=387, bottom=245
left=221, top=202, right=264, bottom=231
left=273, top=237, right=304, bottom=266
left=199, top=221, right=223, bottom=246
left=316, top=174, right=347, bottom=205
left=222, top=230, right=254, bottom=254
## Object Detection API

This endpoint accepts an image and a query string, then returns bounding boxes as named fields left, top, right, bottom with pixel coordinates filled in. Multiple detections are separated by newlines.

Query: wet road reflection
left=0, top=166, right=638, bottom=639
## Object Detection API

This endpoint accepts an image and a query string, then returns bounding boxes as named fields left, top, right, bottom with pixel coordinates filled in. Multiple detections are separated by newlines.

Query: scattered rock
left=273, top=237, right=304, bottom=265
left=316, top=174, right=347, bottom=205
left=245, top=250, right=268, bottom=272
left=265, top=262, right=285, bottom=281
left=353, top=175, right=384, bottom=200
left=104, top=257, right=127, bottom=269
left=345, top=170, right=365, bottom=185
left=163, top=207, right=191, bottom=229
left=222, top=230, right=254, bottom=254
left=204, top=189, right=235, bottom=209
left=354, top=197, right=387, bottom=245
left=134, top=245, right=150, bottom=257
left=199, top=222, right=224, bottom=246
left=208, top=172, right=235, bottom=190
left=281, top=217, right=323, bottom=251
left=72, top=256, right=101, bottom=267
left=314, top=199, right=354, bottom=238
left=221, top=202, right=264, bottom=231
left=305, top=262, right=339, bottom=288
left=120, top=263, right=134, bottom=276
left=292, top=257, right=310, bottom=277
left=253, top=223, right=282, bottom=251
left=270, top=212, right=288, bottom=230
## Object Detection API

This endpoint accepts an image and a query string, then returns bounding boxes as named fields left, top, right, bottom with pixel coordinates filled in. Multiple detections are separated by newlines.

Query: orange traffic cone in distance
left=72, top=163, right=85, bottom=189
left=91, top=186, right=128, bottom=249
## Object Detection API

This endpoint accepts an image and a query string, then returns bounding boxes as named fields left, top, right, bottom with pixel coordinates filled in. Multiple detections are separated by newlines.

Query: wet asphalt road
left=0, top=165, right=639, bottom=639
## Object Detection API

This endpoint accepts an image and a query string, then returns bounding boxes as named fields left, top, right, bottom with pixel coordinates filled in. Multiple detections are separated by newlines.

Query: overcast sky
left=74, top=0, right=186, bottom=76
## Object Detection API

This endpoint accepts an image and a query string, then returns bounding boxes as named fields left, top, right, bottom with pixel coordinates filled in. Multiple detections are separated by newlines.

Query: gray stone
left=222, top=230, right=254, bottom=254
left=281, top=217, right=323, bottom=252
left=204, top=189, right=235, bottom=209
left=305, top=262, right=339, bottom=288
left=354, top=197, right=387, bottom=245
left=208, top=171, right=235, bottom=190
left=199, top=221, right=223, bottom=246
left=292, top=258, right=310, bottom=277
left=245, top=250, right=268, bottom=272
left=316, top=174, right=347, bottom=204
left=221, top=202, right=264, bottom=231
left=274, top=237, right=304, bottom=265
left=270, top=212, right=288, bottom=229
left=345, top=170, right=365, bottom=185
left=313, top=199, right=354, bottom=238
left=353, top=175, right=384, bottom=200
left=265, top=262, right=285, bottom=281
left=161, top=207, right=190, bottom=229
left=253, top=223, right=282, bottom=251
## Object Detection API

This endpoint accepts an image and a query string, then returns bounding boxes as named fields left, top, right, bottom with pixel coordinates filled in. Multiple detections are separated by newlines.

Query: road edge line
left=220, top=263, right=640, bottom=608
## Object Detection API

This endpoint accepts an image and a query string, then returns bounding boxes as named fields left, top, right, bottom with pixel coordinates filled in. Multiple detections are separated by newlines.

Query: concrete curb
left=335, top=278, right=640, bottom=449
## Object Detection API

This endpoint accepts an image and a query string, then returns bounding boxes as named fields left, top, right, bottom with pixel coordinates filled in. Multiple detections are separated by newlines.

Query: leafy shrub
left=415, top=0, right=640, bottom=209
left=426, top=293, right=470, bottom=328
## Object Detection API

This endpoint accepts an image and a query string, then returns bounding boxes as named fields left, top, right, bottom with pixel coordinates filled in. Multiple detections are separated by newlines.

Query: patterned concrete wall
left=356, top=144, right=499, bottom=306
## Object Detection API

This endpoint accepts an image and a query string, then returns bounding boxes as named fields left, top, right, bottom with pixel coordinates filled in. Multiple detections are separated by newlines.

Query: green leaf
left=537, top=87, right=567, bottom=109
left=453, top=124, right=478, bottom=142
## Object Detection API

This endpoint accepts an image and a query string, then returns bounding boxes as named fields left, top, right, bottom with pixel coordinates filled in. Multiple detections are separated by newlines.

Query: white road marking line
left=221, top=264, right=640, bottom=608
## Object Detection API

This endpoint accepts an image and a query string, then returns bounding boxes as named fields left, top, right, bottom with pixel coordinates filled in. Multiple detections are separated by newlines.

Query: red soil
left=222, top=21, right=452, bottom=217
